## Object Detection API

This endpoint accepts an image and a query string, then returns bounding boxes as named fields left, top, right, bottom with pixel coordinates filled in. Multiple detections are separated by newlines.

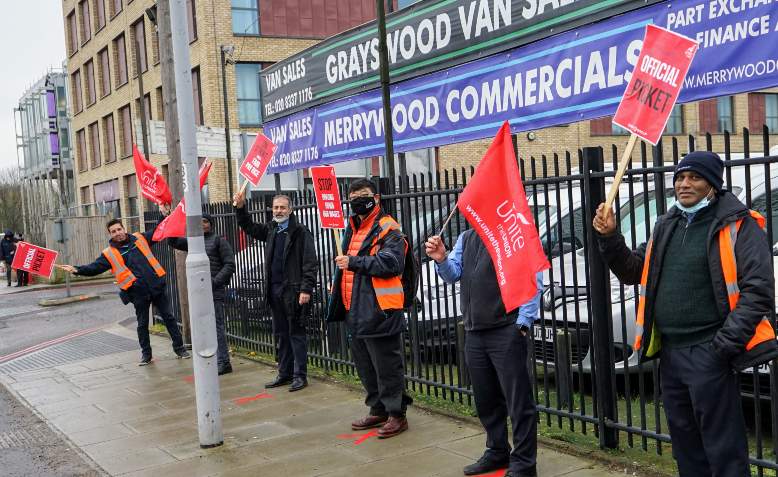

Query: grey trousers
left=350, top=333, right=413, bottom=418
left=214, top=300, right=230, bottom=368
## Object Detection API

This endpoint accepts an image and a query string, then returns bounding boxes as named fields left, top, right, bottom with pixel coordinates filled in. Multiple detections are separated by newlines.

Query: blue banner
left=266, top=0, right=778, bottom=173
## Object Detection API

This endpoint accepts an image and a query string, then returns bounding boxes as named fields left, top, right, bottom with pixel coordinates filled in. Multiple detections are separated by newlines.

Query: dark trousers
left=660, top=342, right=749, bottom=477
left=133, top=290, right=185, bottom=358
left=270, top=292, right=307, bottom=379
left=214, top=300, right=230, bottom=368
left=465, top=324, right=537, bottom=474
left=5, top=265, right=12, bottom=285
left=350, top=333, right=412, bottom=418
left=17, top=270, right=29, bottom=286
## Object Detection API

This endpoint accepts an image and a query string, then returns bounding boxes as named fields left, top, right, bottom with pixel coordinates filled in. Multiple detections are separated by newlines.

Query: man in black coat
left=0, top=230, right=16, bottom=286
left=593, top=151, right=778, bottom=476
left=232, top=190, right=318, bottom=392
left=61, top=218, right=190, bottom=365
left=168, top=213, right=236, bottom=375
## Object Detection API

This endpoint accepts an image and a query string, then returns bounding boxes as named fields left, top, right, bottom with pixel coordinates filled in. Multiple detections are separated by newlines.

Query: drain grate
left=0, top=331, right=138, bottom=375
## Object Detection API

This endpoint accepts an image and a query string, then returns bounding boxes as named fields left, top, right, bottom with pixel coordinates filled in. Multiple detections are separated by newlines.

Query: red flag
left=457, top=121, right=550, bottom=311
left=152, top=161, right=212, bottom=241
left=133, top=145, right=172, bottom=206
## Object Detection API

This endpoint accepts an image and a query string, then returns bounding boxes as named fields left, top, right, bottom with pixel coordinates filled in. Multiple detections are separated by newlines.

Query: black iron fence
left=146, top=126, right=778, bottom=474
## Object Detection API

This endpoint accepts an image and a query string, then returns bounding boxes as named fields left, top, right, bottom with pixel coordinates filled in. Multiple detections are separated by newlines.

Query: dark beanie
left=674, top=151, right=724, bottom=191
left=201, top=213, right=214, bottom=225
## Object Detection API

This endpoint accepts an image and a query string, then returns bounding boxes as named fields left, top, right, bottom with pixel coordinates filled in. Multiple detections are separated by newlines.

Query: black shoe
left=463, top=454, right=509, bottom=476
left=265, top=376, right=293, bottom=388
left=289, top=378, right=308, bottom=392
left=505, top=467, right=537, bottom=477
left=175, top=349, right=191, bottom=359
left=138, top=355, right=154, bottom=366
left=218, top=363, right=233, bottom=376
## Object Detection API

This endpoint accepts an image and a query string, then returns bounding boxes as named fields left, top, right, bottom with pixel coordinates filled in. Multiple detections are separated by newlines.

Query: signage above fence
left=259, top=0, right=658, bottom=121
left=265, top=0, right=778, bottom=174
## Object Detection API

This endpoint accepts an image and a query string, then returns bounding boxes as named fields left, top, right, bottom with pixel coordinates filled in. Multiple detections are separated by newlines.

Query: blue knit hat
left=674, top=151, right=724, bottom=191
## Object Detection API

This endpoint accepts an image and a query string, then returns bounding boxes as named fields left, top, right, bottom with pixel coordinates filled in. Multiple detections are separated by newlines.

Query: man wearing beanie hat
left=593, top=150, right=778, bottom=476
left=167, top=212, right=236, bottom=375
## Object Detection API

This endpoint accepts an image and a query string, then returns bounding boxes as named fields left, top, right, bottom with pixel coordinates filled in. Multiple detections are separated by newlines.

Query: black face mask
left=351, top=196, right=376, bottom=216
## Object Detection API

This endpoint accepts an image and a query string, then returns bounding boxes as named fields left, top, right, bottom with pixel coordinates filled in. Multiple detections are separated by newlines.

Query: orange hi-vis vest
left=341, top=211, right=405, bottom=312
left=102, top=233, right=165, bottom=290
left=635, top=210, right=775, bottom=357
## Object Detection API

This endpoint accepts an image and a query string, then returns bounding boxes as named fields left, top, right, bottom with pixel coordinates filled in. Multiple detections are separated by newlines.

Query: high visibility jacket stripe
left=342, top=211, right=378, bottom=311
left=101, top=233, right=165, bottom=291
left=132, top=233, right=165, bottom=278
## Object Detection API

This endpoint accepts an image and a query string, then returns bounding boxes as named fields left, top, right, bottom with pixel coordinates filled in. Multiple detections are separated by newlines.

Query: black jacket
left=326, top=207, right=406, bottom=338
left=598, top=191, right=778, bottom=371
left=168, top=232, right=235, bottom=301
left=75, top=224, right=166, bottom=305
left=0, top=236, right=16, bottom=263
left=235, top=206, right=318, bottom=319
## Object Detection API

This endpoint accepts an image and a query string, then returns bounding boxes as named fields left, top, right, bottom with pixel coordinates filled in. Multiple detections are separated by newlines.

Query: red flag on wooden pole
left=133, top=145, right=172, bottom=206
left=152, top=161, right=212, bottom=241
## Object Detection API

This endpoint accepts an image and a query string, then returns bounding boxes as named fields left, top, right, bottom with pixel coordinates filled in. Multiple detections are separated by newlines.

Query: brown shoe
left=351, top=414, right=388, bottom=430
left=377, top=416, right=408, bottom=439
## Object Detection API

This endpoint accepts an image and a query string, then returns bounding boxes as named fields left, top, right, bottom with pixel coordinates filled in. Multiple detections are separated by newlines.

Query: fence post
left=582, top=146, right=618, bottom=449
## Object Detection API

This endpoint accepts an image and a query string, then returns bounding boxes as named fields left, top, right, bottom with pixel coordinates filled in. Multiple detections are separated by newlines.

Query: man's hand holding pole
left=593, top=204, right=617, bottom=236
left=425, top=235, right=447, bottom=263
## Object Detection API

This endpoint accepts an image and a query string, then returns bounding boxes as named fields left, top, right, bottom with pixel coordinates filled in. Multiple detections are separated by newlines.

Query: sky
left=0, top=0, right=66, bottom=170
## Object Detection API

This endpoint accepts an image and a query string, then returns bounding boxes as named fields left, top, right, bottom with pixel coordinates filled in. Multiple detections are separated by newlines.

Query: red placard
left=238, top=133, right=277, bottom=186
left=310, top=166, right=345, bottom=229
left=10, top=242, right=59, bottom=278
left=612, top=25, right=698, bottom=145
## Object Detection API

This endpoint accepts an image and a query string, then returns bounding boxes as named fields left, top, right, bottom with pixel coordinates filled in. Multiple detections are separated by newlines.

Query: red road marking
left=0, top=325, right=104, bottom=364
left=183, top=375, right=194, bottom=383
left=476, top=469, right=508, bottom=477
left=336, top=429, right=380, bottom=445
left=233, top=393, right=273, bottom=405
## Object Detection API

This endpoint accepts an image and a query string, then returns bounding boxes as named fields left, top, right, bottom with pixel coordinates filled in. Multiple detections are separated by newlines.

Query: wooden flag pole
left=333, top=228, right=344, bottom=256
left=604, top=133, right=639, bottom=211
left=436, top=203, right=458, bottom=237
left=232, top=181, right=249, bottom=207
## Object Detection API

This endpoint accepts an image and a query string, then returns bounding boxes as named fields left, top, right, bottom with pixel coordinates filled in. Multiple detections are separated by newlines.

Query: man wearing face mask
left=593, top=151, right=778, bottom=477
left=327, top=178, right=413, bottom=439
left=233, top=190, right=318, bottom=392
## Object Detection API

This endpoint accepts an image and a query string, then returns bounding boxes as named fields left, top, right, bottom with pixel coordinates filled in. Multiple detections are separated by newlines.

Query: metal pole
left=220, top=47, right=234, bottom=196
left=582, top=146, right=618, bottom=449
left=375, top=0, right=395, bottom=192
left=134, top=35, right=150, bottom=158
left=169, top=0, right=222, bottom=448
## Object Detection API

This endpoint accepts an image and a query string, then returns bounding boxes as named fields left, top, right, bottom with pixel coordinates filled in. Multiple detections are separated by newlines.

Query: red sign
left=133, top=145, right=172, bottom=205
left=238, top=133, right=277, bottom=186
left=457, top=121, right=550, bottom=312
left=10, top=242, right=58, bottom=278
left=310, top=166, right=345, bottom=229
left=612, top=25, right=698, bottom=145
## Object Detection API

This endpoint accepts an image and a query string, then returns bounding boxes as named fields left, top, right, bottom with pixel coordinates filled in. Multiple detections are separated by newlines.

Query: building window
left=109, top=0, right=122, bottom=18
left=150, top=26, right=160, bottom=65
left=118, top=104, right=133, bottom=157
left=131, top=18, right=148, bottom=75
left=611, top=123, right=630, bottom=135
left=135, top=93, right=152, bottom=123
left=76, top=129, right=88, bottom=172
left=114, top=34, right=128, bottom=86
left=232, top=0, right=259, bottom=35
left=665, top=104, right=684, bottom=135
left=89, top=121, right=101, bottom=168
left=66, top=11, right=78, bottom=56
left=98, top=48, right=111, bottom=97
left=236, top=63, right=262, bottom=126
left=187, top=0, right=197, bottom=42
left=124, top=174, right=139, bottom=229
left=767, top=94, right=778, bottom=133
left=192, top=67, right=203, bottom=126
left=156, top=86, right=164, bottom=119
left=94, top=0, right=106, bottom=31
left=85, top=59, right=96, bottom=106
left=717, top=96, right=734, bottom=133
left=103, top=114, right=117, bottom=163
left=71, top=69, right=83, bottom=113
left=79, top=0, right=91, bottom=45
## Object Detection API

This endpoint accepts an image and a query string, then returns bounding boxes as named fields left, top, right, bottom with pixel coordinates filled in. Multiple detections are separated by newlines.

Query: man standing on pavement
left=15, top=233, right=29, bottom=287
left=0, top=230, right=16, bottom=286
left=167, top=213, right=235, bottom=375
left=60, top=217, right=190, bottom=365
left=232, top=190, right=317, bottom=392
left=593, top=151, right=778, bottom=476
left=327, top=179, right=413, bottom=439
left=425, top=232, right=541, bottom=477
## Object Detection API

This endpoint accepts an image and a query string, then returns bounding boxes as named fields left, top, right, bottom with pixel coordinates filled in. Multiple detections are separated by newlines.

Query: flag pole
left=604, top=133, right=639, bottom=211
left=232, top=181, right=249, bottom=207
left=436, top=204, right=458, bottom=237
left=333, top=229, right=344, bottom=256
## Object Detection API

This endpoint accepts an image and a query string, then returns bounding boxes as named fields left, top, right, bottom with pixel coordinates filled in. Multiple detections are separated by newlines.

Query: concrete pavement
left=0, top=324, right=631, bottom=477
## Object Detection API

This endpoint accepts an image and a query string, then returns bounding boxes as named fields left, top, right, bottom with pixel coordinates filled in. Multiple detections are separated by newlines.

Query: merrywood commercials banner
left=260, top=0, right=659, bottom=121
left=264, top=0, right=778, bottom=173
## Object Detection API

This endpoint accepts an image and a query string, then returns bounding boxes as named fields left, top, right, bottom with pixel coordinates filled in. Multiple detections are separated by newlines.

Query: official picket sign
left=10, top=242, right=58, bottom=278
left=265, top=0, right=778, bottom=174
left=259, top=0, right=657, bottom=121
left=310, top=166, right=345, bottom=229
left=238, top=133, right=277, bottom=186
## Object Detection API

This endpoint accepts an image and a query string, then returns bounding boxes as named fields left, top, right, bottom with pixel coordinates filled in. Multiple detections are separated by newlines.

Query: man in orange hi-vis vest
left=327, top=178, right=412, bottom=439
left=61, top=218, right=190, bottom=366
left=593, top=151, right=778, bottom=477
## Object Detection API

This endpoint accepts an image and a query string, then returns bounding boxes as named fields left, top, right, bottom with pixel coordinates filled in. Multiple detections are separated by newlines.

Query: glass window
left=67, top=11, right=78, bottom=55
left=620, top=189, right=676, bottom=246
left=611, top=123, right=630, bottom=135
left=114, top=34, right=128, bottom=86
left=79, top=0, right=91, bottom=44
left=76, top=129, right=88, bottom=172
left=766, top=94, right=778, bottom=134
left=665, top=104, right=683, bottom=135
left=751, top=188, right=778, bottom=244
left=118, top=104, right=132, bottom=157
left=236, top=63, right=262, bottom=126
left=187, top=0, right=197, bottom=42
left=110, top=0, right=122, bottom=17
left=103, top=114, right=116, bottom=163
left=89, top=121, right=101, bottom=168
left=132, top=19, right=148, bottom=74
left=232, top=0, right=259, bottom=35
left=94, top=0, right=106, bottom=30
left=717, top=96, right=734, bottom=133
left=71, top=69, right=83, bottom=113
left=192, top=68, right=203, bottom=125
left=98, top=48, right=111, bottom=97
left=85, top=59, right=96, bottom=105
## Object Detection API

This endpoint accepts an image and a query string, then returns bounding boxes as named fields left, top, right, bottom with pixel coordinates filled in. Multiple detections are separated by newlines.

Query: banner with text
left=11, top=242, right=58, bottom=278
left=260, top=0, right=657, bottom=121
left=265, top=0, right=778, bottom=173
left=310, top=166, right=345, bottom=229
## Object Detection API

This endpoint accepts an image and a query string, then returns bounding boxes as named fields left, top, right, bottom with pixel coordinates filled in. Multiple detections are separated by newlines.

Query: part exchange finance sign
left=260, top=0, right=657, bottom=121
